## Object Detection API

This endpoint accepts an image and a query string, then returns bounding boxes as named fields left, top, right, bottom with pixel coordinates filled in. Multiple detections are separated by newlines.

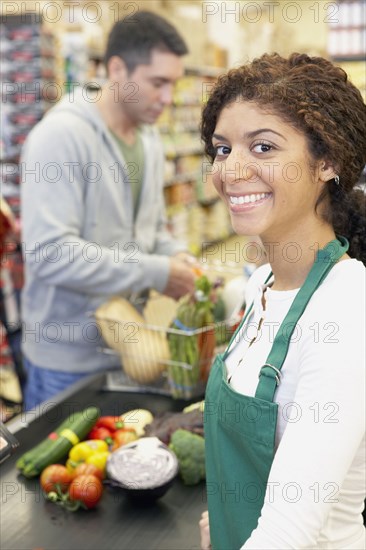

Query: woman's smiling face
left=211, top=100, right=329, bottom=241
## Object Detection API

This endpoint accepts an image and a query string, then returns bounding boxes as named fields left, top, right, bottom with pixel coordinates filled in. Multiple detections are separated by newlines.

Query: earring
left=334, top=175, right=340, bottom=185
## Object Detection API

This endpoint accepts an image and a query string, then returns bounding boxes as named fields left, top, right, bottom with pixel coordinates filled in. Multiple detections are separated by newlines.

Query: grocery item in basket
left=167, top=276, right=216, bottom=398
left=221, top=272, right=247, bottom=319
left=95, top=298, right=170, bottom=384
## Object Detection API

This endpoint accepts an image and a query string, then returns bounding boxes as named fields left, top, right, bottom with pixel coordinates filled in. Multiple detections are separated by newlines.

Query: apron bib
left=204, top=237, right=349, bottom=550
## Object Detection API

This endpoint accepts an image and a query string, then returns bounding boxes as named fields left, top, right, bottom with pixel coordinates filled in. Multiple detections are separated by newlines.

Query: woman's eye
left=214, top=145, right=231, bottom=157
left=151, top=79, right=164, bottom=88
left=252, top=142, right=273, bottom=153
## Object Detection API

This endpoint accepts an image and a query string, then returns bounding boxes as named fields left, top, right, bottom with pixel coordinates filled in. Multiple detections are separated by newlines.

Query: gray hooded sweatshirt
left=20, top=90, right=185, bottom=372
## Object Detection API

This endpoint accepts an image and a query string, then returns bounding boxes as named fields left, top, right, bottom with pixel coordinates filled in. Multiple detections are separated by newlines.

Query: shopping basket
left=95, top=261, right=246, bottom=400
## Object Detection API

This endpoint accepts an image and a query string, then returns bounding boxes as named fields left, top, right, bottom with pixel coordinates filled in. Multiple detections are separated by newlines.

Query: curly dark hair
left=201, top=53, right=366, bottom=263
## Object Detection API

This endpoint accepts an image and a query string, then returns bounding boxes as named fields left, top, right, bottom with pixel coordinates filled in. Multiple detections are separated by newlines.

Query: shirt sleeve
left=241, top=269, right=366, bottom=549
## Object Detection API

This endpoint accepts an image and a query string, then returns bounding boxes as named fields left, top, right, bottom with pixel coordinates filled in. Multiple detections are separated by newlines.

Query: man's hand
left=199, top=510, right=211, bottom=550
left=173, top=251, right=203, bottom=276
left=162, top=257, right=196, bottom=300
left=173, top=251, right=197, bottom=265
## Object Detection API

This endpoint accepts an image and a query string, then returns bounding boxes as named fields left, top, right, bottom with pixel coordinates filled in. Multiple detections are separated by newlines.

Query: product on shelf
left=0, top=13, right=57, bottom=352
left=158, top=66, right=232, bottom=251
left=1, top=15, right=56, bottom=163
left=327, top=1, right=365, bottom=59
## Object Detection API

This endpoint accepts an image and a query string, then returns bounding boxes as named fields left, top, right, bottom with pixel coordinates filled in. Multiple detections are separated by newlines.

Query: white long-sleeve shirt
left=224, top=259, right=366, bottom=550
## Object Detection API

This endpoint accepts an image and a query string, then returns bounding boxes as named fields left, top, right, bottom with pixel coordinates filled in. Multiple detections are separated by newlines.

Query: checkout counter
left=1, top=371, right=206, bottom=550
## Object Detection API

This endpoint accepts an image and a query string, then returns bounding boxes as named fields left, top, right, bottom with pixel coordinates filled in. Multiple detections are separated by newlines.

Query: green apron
left=204, top=236, right=349, bottom=550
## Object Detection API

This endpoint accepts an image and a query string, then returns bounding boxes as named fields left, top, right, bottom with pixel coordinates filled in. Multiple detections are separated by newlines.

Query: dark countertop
left=1, top=372, right=207, bottom=550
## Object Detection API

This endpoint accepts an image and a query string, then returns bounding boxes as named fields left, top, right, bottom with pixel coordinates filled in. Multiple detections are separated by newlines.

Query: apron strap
left=255, top=236, right=349, bottom=402
left=223, top=272, right=273, bottom=360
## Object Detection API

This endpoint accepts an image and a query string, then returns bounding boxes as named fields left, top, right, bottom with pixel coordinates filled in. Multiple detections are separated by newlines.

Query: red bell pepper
left=95, top=416, right=124, bottom=432
left=87, top=426, right=113, bottom=444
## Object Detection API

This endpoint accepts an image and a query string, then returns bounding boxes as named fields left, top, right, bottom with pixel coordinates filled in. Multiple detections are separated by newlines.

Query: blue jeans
left=22, top=356, right=89, bottom=411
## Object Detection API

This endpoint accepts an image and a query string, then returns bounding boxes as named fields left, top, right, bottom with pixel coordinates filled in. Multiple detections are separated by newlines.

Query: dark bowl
left=106, top=477, right=175, bottom=506
left=106, top=437, right=179, bottom=505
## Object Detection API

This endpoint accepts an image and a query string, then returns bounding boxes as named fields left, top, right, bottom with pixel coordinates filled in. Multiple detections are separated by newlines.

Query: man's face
left=113, top=49, right=184, bottom=125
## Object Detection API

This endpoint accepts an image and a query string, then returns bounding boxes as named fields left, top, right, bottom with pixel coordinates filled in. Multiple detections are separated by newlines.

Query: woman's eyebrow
left=246, top=128, right=286, bottom=140
left=212, top=133, right=227, bottom=141
left=212, top=129, right=287, bottom=141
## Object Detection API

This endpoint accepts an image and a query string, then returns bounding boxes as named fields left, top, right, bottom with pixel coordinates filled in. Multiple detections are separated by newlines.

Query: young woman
left=199, top=53, right=366, bottom=550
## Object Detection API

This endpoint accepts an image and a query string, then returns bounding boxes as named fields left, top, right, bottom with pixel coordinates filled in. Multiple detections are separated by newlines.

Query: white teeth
left=229, top=193, right=270, bottom=205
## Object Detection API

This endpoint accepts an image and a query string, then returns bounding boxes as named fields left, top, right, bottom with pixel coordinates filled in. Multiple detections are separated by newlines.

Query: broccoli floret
left=169, top=429, right=205, bottom=486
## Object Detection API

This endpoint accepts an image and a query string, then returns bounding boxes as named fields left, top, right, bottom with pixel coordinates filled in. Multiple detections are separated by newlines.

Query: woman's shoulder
left=244, top=258, right=365, bottom=308
left=307, top=258, right=365, bottom=319
left=319, top=258, right=365, bottom=294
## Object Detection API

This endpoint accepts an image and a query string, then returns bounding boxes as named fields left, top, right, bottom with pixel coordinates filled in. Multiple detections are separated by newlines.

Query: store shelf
left=1, top=14, right=57, bottom=188
left=157, top=65, right=230, bottom=250
left=165, top=172, right=201, bottom=186
left=165, top=147, right=204, bottom=159
left=327, top=0, right=366, bottom=105
left=185, top=65, right=223, bottom=78
left=330, top=25, right=365, bottom=31
left=331, top=55, right=366, bottom=61
left=0, top=6, right=231, bottom=258
left=327, top=0, right=365, bottom=61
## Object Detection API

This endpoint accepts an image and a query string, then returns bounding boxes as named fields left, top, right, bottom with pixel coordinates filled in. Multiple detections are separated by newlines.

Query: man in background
left=21, top=11, right=196, bottom=410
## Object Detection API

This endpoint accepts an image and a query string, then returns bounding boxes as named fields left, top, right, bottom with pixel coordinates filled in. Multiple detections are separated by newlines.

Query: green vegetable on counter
left=183, top=400, right=205, bottom=414
left=17, top=407, right=101, bottom=478
left=16, top=412, right=83, bottom=471
left=169, top=428, right=205, bottom=486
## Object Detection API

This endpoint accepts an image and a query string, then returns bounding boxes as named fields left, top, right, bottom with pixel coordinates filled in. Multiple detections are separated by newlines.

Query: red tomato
left=72, top=463, right=104, bottom=480
left=40, top=464, right=73, bottom=494
left=111, top=428, right=138, bottom=451
left=69, top=474, right=103, bottom=509
left=95, top=416, right=124, bottom=431
left=87, top=426, right=113, bottom=442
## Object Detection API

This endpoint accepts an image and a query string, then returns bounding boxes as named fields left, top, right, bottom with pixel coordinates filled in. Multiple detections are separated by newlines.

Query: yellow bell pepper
left=65, top=458, right=78, bottom=475
left=86, top=451, right=110, bottom=475
left=68, top=440, right=108, bottom=462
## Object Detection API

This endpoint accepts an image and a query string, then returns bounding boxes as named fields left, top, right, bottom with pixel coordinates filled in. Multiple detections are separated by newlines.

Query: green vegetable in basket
left=169, top=429, right=205, bottom=485
left=212, top=294, right=226, bottom=322
left=212, top=293, right=232, bottom=346
left=167, top=275, right=216, bottom=398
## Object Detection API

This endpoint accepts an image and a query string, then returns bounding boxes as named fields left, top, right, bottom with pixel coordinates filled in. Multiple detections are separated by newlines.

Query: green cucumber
left=19, top=407, right=101, bottom=478
left=16, top=412, right=83, bottom=471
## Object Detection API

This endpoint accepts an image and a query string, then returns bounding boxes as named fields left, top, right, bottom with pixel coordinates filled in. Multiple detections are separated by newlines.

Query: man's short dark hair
left=105, top=10, right=188, bottom=73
